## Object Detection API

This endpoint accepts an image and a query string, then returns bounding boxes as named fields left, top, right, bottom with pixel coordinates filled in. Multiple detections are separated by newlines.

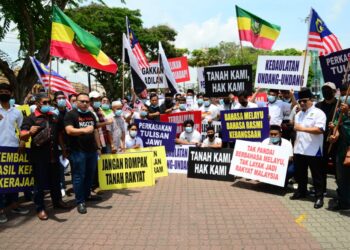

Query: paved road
left=0, top=174, right=349, bottom=249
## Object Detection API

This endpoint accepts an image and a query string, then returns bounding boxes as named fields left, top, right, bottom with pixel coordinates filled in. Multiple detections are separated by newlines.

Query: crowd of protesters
left=0, top=80, right=350, bottom=223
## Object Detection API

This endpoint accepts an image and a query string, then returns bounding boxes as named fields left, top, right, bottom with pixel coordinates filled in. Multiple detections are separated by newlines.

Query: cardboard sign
left=160, top=111, right=202, bottom=137
left=98, top=152, right=155, bottom=190
left=126, top=146, right=168, bottom=178
left=167, top=56, right=190, bottom=83
left=204, top=65, right=253, bottom=97
left=135, top=119, right=177, bottom=151
left=0, top=147, right=34, bottom=193
left=166, top=145, right=191, bottom=174
left=187, top=148, right=235, bottom=181
left=319, top=48, right=350, bottom=88
left=230, top=140, right=289, bottom=187
left=255, top=55, right=310, bottom=91
left=220, top=108, right=270, bottom=142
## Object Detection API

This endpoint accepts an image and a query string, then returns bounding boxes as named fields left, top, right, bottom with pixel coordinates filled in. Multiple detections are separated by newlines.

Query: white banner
left=230, top=140, right=289, bottom=187
left=166, top=145, right=192, bottom=174
left=255, top=55, right=310, bottom=91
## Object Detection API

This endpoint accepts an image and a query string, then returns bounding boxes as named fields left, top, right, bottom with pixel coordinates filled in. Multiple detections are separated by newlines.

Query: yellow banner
left=127, top=146, right=168, bottom=178
left=16, top=105, right=31, bottom=148
left=98, top=152, right=155, bottom=190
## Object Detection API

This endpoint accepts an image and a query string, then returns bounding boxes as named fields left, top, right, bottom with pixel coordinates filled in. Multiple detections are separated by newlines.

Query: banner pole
left=122, top=62, right=125, bottom=99
left=239, top=41, right=245, bottom=64
left=301, top=9, right=312, bottom=90
left=48, top=56, right=53, bottom=96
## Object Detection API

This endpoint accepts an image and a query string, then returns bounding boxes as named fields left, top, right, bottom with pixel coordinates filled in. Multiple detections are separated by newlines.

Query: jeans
left=70, top=151, right=98, bottom=204
left=0, top=193, right=19, bottom=209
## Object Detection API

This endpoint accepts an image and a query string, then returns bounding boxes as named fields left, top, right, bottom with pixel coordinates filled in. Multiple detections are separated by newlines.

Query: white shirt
left=262, top=138, right=293, bottom=158
left=233, top=102, right=258, bottom=109
left=281, top=101, right=292, bottom=121
left=179, top=130, right=202, bottom=143
left=125, top=135, right=143, bottom=149
left=202, top=137, right=222, bottom=147
left=268, top=100, right=284, bottom=126
left=294, top=106, right=326, bottom=156
left=0, top=105, right=23, bottom=147
left=199, top=104, right=219, bottom=120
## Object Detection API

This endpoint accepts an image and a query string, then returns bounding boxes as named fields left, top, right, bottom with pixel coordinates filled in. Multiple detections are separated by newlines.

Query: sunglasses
left=78, top=100, right=90, bottom=104
left=298, top=99, right=309, bottom=104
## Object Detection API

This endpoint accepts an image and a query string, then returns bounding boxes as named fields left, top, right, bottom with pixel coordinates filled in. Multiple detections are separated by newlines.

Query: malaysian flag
left=126, top=16, right=149, bottom=69
left=30, top=57, right=77, bottom=96
left=307, top=8, right=342, bottom=55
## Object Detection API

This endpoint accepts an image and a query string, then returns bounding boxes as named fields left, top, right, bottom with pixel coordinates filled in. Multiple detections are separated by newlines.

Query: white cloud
left=175, top=16, right=238, bottom=51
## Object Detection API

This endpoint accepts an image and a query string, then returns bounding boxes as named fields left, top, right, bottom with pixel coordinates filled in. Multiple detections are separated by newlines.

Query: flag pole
left=239, top=41, right=245, bottom=64
left=122, top=62, right=125, bottom=99
left=301, top=8, right=312, bottom=89
left=48, top=56, right=53, bottom=97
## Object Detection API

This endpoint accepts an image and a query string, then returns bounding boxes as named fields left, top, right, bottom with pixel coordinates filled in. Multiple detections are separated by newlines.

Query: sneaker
left=77, top=203, right=87, bottom=214
left=61, top=189, right=66, bottom=198
left=11, top=206, right=30, bottom=215
left=0, top=213, right=8, bottom=224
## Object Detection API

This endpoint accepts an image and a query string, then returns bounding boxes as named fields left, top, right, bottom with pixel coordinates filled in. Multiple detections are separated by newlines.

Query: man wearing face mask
left=101, top=96, right=114, bottom=119
left=233, top=90, right=258, bottom=109
left=200, top=94, right=219, bottom=121
left=315, top=82, right=338, bottom=194
left=172, top=96, right=187, bottom=113
left=20, top=93, right=70, bottom=220
left=193, top=93, right=204, bottom=110
left=280, top=90, right=297, bottom=141
left=160, top=93, right=175, bottom=114
left=291, top=88, right=326, bottom=209
left=148, top=93, right=161, bottom=121
left=109, top=101, right=126, bottom=152
left=267, top=89, right=284, bottom=126
left=176, top=119, right=202, bottom=145
left=0, top=83, right=29, bottom=224
left=201, top=126, right=222, bottom=148
left=68, top=94, right=77, bottom=110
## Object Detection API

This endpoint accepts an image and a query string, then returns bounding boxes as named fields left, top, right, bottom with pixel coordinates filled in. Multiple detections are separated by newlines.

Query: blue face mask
left=185, top=127, right=193, bottom=133
left=78, top=108, right=89, bottom=114
left=141, top=111, right=148, bottom=117
left=204, top=100, right=211, bottom=107
left=179, top=104, right=186, bottom=110
left=270, top=137, right=281, bottom=144
left=40, top=105, right=51, bottom=114
left=219, top=99, right=224, bottom=105
left=101, top=104, right=110, bottom=110
left=9, top=98, right=15, bottom=107
left=93, top=101, right=101, bottom=109
left=72, top=103, right=77, bottom=109
left=129, top=131, right=137, bottom=138
left=197, top=99, right=203, bottom=105
left=268, top=95, right=277, bottom=103
left=57, top=99, right=66, bottom=108
left=115, top=110, right=123, bottom=117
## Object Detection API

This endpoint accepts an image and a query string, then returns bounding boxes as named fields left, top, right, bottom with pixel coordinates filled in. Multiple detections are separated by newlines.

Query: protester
left=0, top=83, right=29, bottom=223
left=101, top=96, right=114, bottom=119
left=160, top=92, right=175, bottom=114
left=173, top=96, right=187, bottom=113
left=176, top=119, right=202, bottom=145
left=262, top=125, right=294, bottom=187
left=328, top=96, right=350, bottom=210
left=147, top=93, right=161, bottom=121
left=290, top=88, right=326, bottom=209
left=64, top=93, right=102, bottom=214
left=201, top=126, right=222, bottom=148
left=267, top=89, right=284, bottom=126
left=280, top=90, right=297, bottom=141
left=110, top=101, right=126, bottom=152
left=233, top=90, right=258, bottom=109
left=20, top=93, right=70, bottom=220
left=193, top=93, right=204, bottom=110
left=125, top=123, right=143, bottom=149
left=69, top=94, right=77, bottom=110
left=200, top=94, right=219, bottom=121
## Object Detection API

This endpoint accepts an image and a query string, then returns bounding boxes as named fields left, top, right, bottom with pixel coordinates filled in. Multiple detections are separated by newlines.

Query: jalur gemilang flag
left=158, top=42, right=180, bottom=95
left=122, top=33, right=147, bottom=96
left=307, top=8, right=342, bottom=55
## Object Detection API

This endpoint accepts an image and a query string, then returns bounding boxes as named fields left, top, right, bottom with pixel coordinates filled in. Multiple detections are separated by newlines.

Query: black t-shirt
left=64, top=109, right=97, bottom=152
left=148, top=105, right=161, bottom=121
left=316, top=99, right=337, bottom=134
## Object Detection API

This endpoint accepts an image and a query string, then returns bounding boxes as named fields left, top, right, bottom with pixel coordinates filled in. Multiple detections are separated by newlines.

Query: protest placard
left=220, top=108, right=269, bottom=142
left=126, top=146, right=168, bottom=178
left=201, top=120, right=221, bottom=141
left=166, top=145, right=192, bottom=174
left=0, top=147, right=34, bottom=193
left=319, top=48, right=350, bottom=88
left=230, top=140, right=289, bottom=187
left=167, top=56, right=190, bottom=83
left=255, top=55, right=310, bottom=91
left=204, top=65, right=252, bottom=97
left=135, top=119, right=177, bottom=151
left=160, top=111, right=201, bottom=137
left=98, top=152, right=155, bottom=190
left=187, top=148, right=235, bottom=181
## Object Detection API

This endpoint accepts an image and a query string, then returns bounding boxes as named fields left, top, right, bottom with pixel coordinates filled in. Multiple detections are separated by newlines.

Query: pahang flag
left=50, top=5, right=117, bottom=74
left=158, top=42, right=180, bottom=95
left=236, top=5, right=281, bottom=50
left=122, top=33, right=148, bottom=96
left=307, top=8, right=342, bottom=55
left=126, top=16, right=149, bottom=69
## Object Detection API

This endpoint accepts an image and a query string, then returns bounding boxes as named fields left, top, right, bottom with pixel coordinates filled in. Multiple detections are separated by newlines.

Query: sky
left=1, top=0, right=350, bottom=86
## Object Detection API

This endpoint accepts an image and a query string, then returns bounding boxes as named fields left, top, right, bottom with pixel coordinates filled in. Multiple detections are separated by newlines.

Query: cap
left=298, top=87, right=313, bottom=99
left=322, top=82, right=336, bottom=90
left=89, top=91, right=101, bottom=99
left=111, top=101, right=122, bottom=107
